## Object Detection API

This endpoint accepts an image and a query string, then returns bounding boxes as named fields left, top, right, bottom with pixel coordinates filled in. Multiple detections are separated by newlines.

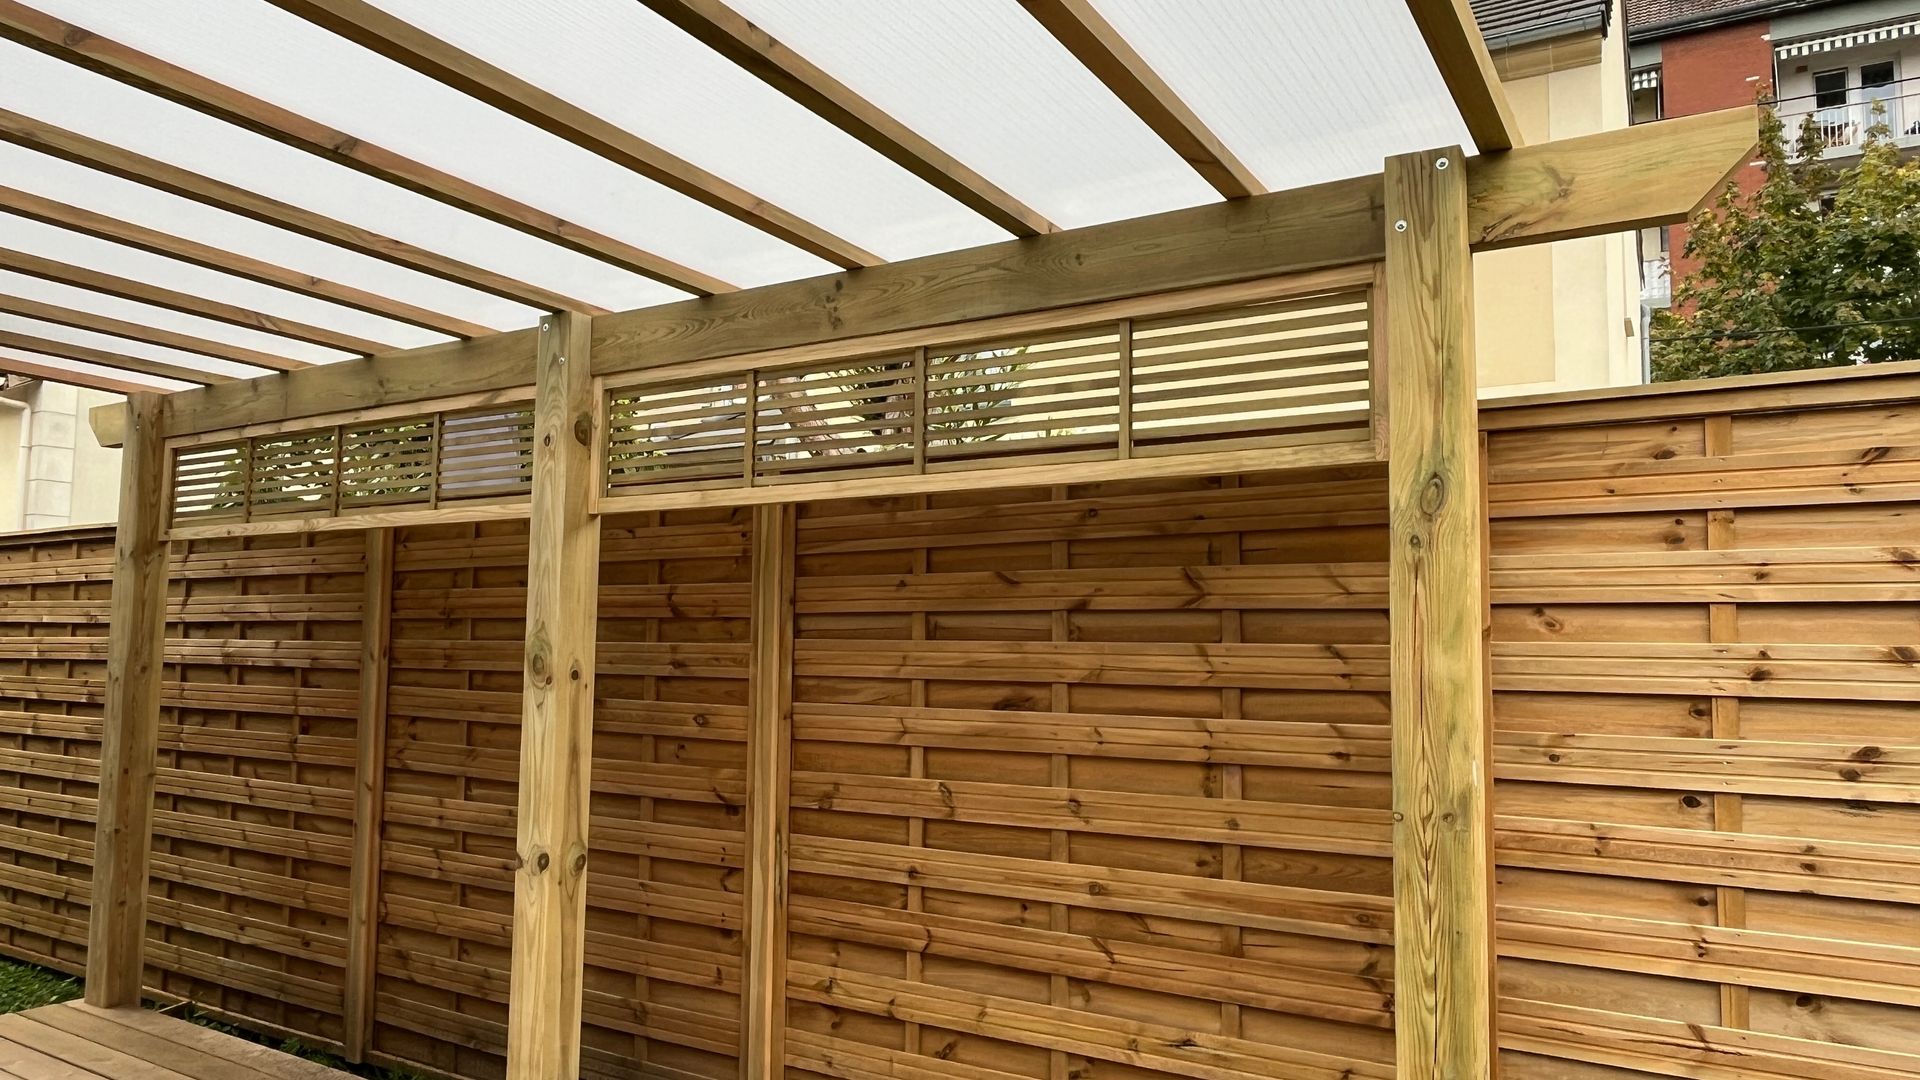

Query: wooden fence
left=5, top=362, right=1920, bottom=1079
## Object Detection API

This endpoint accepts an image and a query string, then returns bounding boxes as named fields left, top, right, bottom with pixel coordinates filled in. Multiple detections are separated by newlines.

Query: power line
left=1652, top=313, right=1920, bottom=343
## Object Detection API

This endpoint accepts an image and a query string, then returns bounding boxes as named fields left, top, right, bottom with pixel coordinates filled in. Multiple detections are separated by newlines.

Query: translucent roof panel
left=25, top=0, right=845, bottom=289
left=0, top=311, right=272, bottom=382
left=0, top=348, right=194, bottom=393
left=0, top=39, right=655, bottom=325
left=370, top=0, right=1014, bottom=260
left=0, top=268, right=359, bottom=368
left=0, top=199, right=441, bottom=354
left=1093, top=0, right=1476, bottom=190
left=725, top=0, right=1224, bottom=229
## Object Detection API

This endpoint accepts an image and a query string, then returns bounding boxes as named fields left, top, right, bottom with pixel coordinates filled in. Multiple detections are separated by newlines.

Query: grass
left=0, top=958, right=434, bottom=1080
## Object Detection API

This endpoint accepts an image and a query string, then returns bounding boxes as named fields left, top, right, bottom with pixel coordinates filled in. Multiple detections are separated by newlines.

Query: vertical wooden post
left=1385, top=146, right=1496, bottom=1080
left=85, top=391, right=168, bottom=1008
left=742, top=502, right=794, bottom=1080
left=344, top=527, right=394, bottom=1062
left=505, top=312, right=601, bottom=1080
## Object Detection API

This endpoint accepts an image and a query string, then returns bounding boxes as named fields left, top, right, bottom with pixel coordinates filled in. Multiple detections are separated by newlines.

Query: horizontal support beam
left=1404, top=0, right=1521, bottom=152
left=1468, top=107, right=1756, bottom=250
left=0, top=246, right=393, bottom=355
left=0, top=353, right=164, bottom=394
left=93, top=110, right=1756, bottom=447
left=0, top=107, right=601, bottom=314
left=0, top=184, right=491, bottom=339
left=0, top=329, right=234, bottom=386
left=269, top=0, right=880, bottom=270
left=0, top=0, right=731, bottom=298
left=0, top=293, right=309, bottom=372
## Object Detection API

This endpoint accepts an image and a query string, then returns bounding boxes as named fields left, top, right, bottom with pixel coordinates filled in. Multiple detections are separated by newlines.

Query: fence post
left=344, top=527, right=393, bottom=1061
left=505, top=312, right=601, bottom=1080
left=742, top=502, right=795, bottom=1079
left=1385, top=146, right=1497, bottom=1080
left=85, top=390, right=169, bottom=1007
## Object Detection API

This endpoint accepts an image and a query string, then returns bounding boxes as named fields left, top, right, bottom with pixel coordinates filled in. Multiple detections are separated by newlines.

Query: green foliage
left=0, top=958, right=80, bottom=1013
left=1650, top=103, right=1920, bottom=381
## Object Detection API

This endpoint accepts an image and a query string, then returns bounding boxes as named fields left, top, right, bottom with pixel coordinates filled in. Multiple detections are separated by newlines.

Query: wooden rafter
left=0, top=292, right=310, bottom=372
left=0, top=353, right=161, bottom=394
left=0, top=328, right=232, bottom=386
left=0, top=1, right=733, bottom=299
left=0, top=107, right=605, bottom=315
left=1016, top=0, right=1264, bottom=199
left=0, top=186, right=490, bottom=338
left=267, top=0, right=883, bottom=269
left=96, top=109, right=1760, bottom=447
left=1404, top=0, right=1522, bottom=152
left=0, top=246, right=391, bottom=355
left=636, top=0, right=1054, bottom=237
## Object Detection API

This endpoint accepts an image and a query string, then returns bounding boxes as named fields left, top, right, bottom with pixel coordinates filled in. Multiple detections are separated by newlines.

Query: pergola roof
left=0, top=0, right=1508, bottom=394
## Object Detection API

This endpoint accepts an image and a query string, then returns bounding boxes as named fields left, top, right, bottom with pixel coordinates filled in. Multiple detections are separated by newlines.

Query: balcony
left=1776, top=75, right=1920, bottom=159
left=1641, top=257, right=1671, bottom=308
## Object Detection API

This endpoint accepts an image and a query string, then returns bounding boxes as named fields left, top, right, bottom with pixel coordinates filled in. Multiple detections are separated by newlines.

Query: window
left=1814, top=68, right=1849, bottom=108
left=1862, top=61, right=1897, bottom=89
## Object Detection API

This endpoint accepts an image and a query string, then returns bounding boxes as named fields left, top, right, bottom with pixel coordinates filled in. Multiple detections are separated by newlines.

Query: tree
left=1650, top=103, right=1920, bottom=381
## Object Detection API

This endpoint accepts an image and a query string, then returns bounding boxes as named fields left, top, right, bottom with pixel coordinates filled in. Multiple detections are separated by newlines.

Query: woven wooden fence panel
left=0, top=528, right=366, bottom=1045
left=6, top=378, right=1920, bottom=1079
left=782, top=471, right=1397, bottom=1080
left=1487, top=396, right=1920, bottom=1079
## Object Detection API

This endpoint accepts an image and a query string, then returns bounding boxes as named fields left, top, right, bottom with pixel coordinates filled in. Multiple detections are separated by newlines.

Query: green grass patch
left=0, top=957, right=81, bottom=1013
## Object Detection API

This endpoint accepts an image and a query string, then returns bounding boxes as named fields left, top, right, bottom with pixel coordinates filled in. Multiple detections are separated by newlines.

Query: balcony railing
left=1641, top=257, right=1671, bottom=307
left=1776, top=76, right=1920, bottom=158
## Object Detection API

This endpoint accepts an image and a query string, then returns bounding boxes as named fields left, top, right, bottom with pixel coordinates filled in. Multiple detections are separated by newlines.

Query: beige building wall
left=0, top=380, right=125, bottom=533
left=1475, top=1, right=1644, bottom=396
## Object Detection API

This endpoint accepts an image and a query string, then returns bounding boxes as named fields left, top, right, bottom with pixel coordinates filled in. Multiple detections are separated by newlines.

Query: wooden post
left=85, top=390, right=169, bottom=1007
left=505, top=311, right=601, bottom=1080
left=344, top=527, right=393, bottom=1062
left=742, top=502, right=794, bottom=1079
left=1384, top=146, right=1496, bottom=1080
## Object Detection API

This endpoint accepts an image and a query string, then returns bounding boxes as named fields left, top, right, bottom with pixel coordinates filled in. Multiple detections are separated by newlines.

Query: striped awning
left=1631, top=68, right=1661, bottom=91
left=1776, top=19, right=1920, bottom=59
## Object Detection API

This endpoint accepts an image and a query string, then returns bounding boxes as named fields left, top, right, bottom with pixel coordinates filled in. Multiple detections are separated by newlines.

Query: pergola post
left=1384, top=146, right=1497, bottom=1079
left=743, top=502, right=796, bottom=1078
left=85, top=390, right=169, bottom=1008
left=505, top=311, right=601, bottom=1080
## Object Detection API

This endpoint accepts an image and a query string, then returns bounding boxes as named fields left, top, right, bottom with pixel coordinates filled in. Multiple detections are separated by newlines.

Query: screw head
left=1394, top=220, right=1408, bottom=232
left=541, top=320, right=552, bottom=331
left=1436, top=157, right=1450, bottom=170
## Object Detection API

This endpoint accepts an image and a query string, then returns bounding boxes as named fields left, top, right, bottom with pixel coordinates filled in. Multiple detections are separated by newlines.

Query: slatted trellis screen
left=604, top=283, right=1378, bottom=500
left=168, top=401, right=537, bottom=530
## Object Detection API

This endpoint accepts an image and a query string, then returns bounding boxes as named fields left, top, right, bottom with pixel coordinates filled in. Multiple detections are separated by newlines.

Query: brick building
left=1629, top=0, right=1920, bottom=314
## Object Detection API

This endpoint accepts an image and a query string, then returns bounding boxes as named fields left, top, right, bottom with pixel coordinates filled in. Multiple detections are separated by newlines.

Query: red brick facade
left=1655, top=19, right=1773, bottom=289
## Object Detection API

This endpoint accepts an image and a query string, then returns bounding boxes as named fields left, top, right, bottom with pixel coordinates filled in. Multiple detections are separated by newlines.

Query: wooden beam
left=0, top=353, right=159, bottom=395
left=1469, top=106, right=1757, bottom=249
left=92, top=327, right=537, bottom=448
left=1384, top=145, right=1495, bottom=1080
left=0, top=107, right=602, bottom=314
left=267, top=0, right=882, bottom=270
left=503, top=311, right=599, bottom=1080
left=0, top=247, right=394, bottom=355
left=97, top=112, right=1758, bottom=444
left=1017, top=0, right=1265, bottom=199
left=1404, top=0, right=1521, bottom=152
left=0, top=185, right=490, bottom=338
left=0, top=1, right=732, bottom=299
left=343, top=528, right=393, bottom=1063
left=743, top=502, right=795, bottom=1076
left=0, top=329, right=233, bottom=386
left=592, top=171, right=1382, bottom=378
left=84, top=390, right=169, bottom=1008
left=636, top=0, right=1054, bottom=237
left=0, top=293, right=310, bottom=372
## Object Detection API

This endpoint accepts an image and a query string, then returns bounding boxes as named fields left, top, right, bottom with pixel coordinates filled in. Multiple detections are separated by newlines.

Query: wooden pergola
left=0, top=2, right=1756, bottom=1077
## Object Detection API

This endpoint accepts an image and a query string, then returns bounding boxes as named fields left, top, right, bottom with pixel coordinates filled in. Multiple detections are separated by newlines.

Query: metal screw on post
left=1436, top=157, right=1450, bottom=170
left=1394, top=220, right=1408, bottom=233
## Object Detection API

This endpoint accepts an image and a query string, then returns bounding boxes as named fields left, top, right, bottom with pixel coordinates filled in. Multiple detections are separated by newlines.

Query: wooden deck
left=0, top=1001, right=356, bottom=1079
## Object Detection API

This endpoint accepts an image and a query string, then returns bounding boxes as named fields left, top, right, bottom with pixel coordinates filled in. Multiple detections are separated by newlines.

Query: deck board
left=0, top=1004, right=354, bottom=1080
